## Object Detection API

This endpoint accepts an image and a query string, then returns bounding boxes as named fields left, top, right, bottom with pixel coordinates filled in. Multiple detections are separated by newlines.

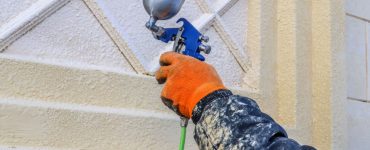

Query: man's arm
left=155, top=52, right=315, bottom=149
left=192, top=89, right=314, bottom=150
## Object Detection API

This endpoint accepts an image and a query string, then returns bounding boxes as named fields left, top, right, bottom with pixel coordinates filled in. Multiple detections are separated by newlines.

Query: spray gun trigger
left=173, top=27, right=184, bottom=53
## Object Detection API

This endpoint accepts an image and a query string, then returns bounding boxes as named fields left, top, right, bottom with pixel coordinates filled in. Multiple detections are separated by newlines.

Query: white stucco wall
left=0, top=0, right=38, bottom=26
left=4, top=0, right=134, bottom=73
left=1, top=0, right=248, bottom=88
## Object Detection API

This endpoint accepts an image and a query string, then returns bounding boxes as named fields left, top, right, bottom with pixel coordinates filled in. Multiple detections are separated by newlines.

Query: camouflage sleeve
left=191, top=90, right=315, bottom=150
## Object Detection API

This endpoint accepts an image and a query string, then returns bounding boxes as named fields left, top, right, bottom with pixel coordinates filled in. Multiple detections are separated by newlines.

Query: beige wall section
left=246, top=0, right=278, bottom=118
left=311, top=1, right=347, bottom=149
left=276, top=0, right=298, bottom=127
left=248, top=0, right=347, bottom=149
left=0, top=55, right=257, bottom=149
left=0, top=98, right=196, bottom=150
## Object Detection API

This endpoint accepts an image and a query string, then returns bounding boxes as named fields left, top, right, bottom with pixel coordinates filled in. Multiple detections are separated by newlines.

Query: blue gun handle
left=157, top=18, right=206, bottom=61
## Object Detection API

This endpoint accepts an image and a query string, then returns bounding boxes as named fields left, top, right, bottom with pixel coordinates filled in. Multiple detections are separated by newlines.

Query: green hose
left=179, top=117, right=188, bottom=150
left=179, top=126, right=187, bottom=150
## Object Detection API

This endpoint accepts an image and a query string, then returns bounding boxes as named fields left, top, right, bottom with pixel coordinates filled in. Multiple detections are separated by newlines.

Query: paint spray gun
left=143, top=0, right=211, bottom=61
left=143, top=0, right=211, bottom=149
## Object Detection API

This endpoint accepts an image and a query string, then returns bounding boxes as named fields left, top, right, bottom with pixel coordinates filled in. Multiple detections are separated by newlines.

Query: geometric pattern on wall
left=0, top=0, right=250, bottom=88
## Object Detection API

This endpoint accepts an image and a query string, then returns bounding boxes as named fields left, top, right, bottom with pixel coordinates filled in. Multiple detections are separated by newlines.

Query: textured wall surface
left=0, top=0, right=250, bottom=149
left=0, top=0, right=38, bottom=26
left=5, top=0, right=134, bottom=73
left=345, top=0, right=370, bottom=149
left=2, top=0, right=249, bottom=88
left=247, top=1, right=347, bottom=149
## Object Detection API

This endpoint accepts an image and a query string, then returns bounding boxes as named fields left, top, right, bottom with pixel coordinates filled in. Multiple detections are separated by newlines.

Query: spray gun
left=143, top=0, right=211, bottom=149
left=143, top=0, right=211, bottom=61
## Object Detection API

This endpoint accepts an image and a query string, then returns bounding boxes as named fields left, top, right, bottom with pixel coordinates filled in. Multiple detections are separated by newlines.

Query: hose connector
left=180, top=117, right=188, bottom=127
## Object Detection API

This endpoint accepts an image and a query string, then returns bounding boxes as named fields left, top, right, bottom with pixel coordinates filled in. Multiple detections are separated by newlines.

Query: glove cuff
left=185, top=82, right=226, bottom=118
left=191, top=89, right=232, bottom=124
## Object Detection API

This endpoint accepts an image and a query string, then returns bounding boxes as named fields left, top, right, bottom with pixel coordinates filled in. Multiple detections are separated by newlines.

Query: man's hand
left=155, top=52, right=225, bottom=118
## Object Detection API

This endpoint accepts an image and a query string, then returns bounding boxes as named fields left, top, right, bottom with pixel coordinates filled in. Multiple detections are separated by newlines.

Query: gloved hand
left=156, top=52, right=226, bottom=118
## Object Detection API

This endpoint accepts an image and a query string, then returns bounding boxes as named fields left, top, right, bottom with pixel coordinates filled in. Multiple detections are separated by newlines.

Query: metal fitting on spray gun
left=145, top=16, right=165, bottom=39
left=143, top=0, right=211, bottom=149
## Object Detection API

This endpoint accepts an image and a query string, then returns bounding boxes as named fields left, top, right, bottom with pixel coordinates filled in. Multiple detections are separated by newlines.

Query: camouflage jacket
left=191, top=90, right=315, bottom=150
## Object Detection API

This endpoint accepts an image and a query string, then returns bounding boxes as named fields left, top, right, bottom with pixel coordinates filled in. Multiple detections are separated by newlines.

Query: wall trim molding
left=83, top=0, right=146, bottom=74
left=213, top=18, right=250, bottom=72
left=216, top=0, right=240, bottom=16
left=195, top=0, right=250, bottom=73
left=0, top=0, right=70, bottom=52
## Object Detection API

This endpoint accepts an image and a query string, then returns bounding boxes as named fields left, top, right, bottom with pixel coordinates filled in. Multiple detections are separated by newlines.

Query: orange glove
left=156, top=52, right=226, bottom=118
